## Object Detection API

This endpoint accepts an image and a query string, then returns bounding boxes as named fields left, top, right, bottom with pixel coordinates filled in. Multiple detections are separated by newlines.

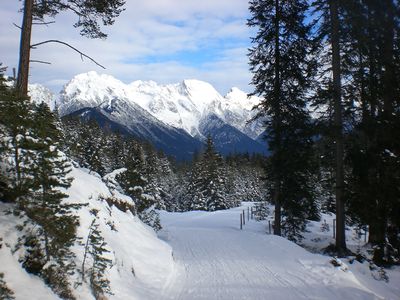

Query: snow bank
left=0, top=166, right=174, bottom=300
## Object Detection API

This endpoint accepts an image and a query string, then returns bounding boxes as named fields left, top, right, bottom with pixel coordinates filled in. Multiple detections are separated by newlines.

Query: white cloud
left=0, top=0, right=254, bottom=94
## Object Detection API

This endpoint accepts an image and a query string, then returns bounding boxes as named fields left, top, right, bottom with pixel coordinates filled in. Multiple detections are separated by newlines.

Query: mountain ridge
left=29, top=72, right=268, bottom=159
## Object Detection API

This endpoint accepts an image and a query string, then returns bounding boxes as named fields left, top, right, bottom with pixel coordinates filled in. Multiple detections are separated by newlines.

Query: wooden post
left=333, top=219, right=336, bottom=238
left=251, top=207, right=253, bottom=220
left=240, top=214, right=243, bottom=230
left=247, top=207, right=250, bottom=221
left=268, top=220, right=271, bottom=234
left=243, top=210, right=245, bottom=225
left=364, top=227, right=367, bottom=243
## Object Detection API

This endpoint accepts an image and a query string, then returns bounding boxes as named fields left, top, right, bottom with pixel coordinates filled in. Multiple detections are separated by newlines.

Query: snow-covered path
left=158, top=203, right=389, bottom=300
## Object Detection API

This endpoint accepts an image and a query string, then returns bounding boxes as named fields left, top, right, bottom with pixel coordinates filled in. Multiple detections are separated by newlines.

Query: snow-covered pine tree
left=117, top=141, right=152, bottom=213
left=81, top=210, right=113, bottom=300
left=20, top=102, right=79, bottom=299
left=61, top=117, right=106, bottom=176
left=186, top=159, right=208, bottom=211
left=202, top=136, right=228, bottom=211
left=116, top=140, right=162, bottom=230
left=0, top=67, right=35, bottom=203
left=186, top=136, right=228, bottom=211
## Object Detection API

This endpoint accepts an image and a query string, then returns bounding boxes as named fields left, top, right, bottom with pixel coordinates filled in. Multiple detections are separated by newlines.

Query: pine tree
left=248, top=0, right=317, bottom=241
left=186, top=137, right=228, bottom=211
left=117, top=141, right=153, bottom=213
left=0, top=67, right=34, bottom=202
left=81, top=210, right=113, bottom=300
left=20, top=102, right=79, bottom=299
left=339, top=0, right=400, bottom=263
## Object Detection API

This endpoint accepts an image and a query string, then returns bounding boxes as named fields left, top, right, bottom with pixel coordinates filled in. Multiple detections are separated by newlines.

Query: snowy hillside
left=58, top=71, right=264, bottom=140
left=0, top=165, right=174, bottom=300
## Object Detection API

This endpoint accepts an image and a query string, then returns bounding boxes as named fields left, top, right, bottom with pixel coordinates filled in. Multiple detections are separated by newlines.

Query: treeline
left=248, top=0, right=400, bottom=264
left=61, top=116, right=267, bottom=214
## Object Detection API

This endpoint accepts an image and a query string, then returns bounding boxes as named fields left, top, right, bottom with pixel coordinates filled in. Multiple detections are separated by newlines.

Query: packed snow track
left=158, top=203, right=387, bottom=300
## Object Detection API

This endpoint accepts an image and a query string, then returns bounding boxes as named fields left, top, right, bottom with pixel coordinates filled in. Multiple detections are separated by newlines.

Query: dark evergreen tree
left=337, top=0, right=400, bottom=263
left=248, top=0, right=317, bottom=241
left=311, top=0, right=349, bottom=254
left=185, top=137, right=229, bottom=211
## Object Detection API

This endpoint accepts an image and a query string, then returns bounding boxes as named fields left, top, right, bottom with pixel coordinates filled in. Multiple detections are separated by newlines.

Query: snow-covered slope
left=58, top=72, right=264, bottom=139
left=0, top=165, right=174, bottom=300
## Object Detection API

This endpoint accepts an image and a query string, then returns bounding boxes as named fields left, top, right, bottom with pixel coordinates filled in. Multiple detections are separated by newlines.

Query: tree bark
left=382, top=0, right=395, bottom=119
left=17, top=0, right=33, bottom=97
left=273, top=0, right=282, bottom=237
left=273, top=188, right=281, bottom=235
left=329, top=0, right=347, bottom=253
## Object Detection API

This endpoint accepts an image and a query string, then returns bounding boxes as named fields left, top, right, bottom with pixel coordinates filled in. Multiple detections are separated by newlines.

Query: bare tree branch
left=32, top=21, right=56, bottom=26
left=30, top=60, right=52, bottom=65
left=30, top=39, right=106, bottom=69
left=13, top=22, right=22, bottom=30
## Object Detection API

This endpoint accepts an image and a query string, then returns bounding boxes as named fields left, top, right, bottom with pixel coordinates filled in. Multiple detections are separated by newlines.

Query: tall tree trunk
left=17, top=0, right=33, bottom=97
left=382, top=0, right=395, bottom=119
left=329, top=0, right=347, bottom=253
left=273, top=0, right=282, bottom=236
left=273, top=187, right=281, bottom=235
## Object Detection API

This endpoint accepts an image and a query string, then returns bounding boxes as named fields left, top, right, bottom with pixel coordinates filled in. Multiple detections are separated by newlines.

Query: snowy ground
left=2, top=178, right=399, bottom=300
left=158, top=203, right=400, bottom=300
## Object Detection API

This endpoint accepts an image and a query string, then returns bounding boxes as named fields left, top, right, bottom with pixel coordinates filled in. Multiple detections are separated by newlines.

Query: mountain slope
left=56, top=72, right=266, bottom=158
left=199, top=114, right=266, bottom=155
left=68, top=105, right=204, bottom=161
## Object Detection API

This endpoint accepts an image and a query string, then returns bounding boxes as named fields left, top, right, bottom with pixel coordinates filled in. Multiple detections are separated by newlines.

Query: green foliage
left=31, top=0, right=126, bottom=39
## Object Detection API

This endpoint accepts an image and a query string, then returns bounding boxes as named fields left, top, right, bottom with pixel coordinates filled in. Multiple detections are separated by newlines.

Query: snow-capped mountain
left=28, top=83, right=56, bottom=111
left=58, top=72, right=263, bottom=137
left=54, top=71, right=267, bottom=158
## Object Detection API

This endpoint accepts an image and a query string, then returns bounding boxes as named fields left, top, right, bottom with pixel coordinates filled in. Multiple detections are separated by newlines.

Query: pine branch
left=30, top=40, right=106, bottom=69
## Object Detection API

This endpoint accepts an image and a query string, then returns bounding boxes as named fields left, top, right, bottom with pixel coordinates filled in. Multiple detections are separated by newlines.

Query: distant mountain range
left=29, top=72, right=268, bottom=160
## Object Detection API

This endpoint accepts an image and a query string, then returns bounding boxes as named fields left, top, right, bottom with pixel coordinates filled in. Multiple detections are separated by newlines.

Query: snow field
left=158, top=203, right=400, bottom=300
left=1, top=168, right=399, bottom=299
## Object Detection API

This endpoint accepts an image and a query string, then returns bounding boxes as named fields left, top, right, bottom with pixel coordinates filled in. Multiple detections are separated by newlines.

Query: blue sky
left=0, top=0, right=253, bottom=95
